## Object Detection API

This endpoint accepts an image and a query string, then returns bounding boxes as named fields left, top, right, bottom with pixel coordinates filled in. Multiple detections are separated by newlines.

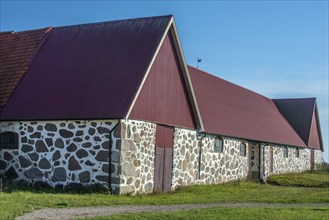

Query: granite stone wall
left=263, top=145, right=311, bottom=178
left=314, top=150, right=323, bottom=166
left=172, top=128, right=199, bottom=188
left=199, top=136, right=249, bottom=184
left=116, top=119, right=156, bottom=195
left=172, top=128, right=250, bottom=189
left=0, top=119, right=323, bottom=194
left=0, top=120, right=118, bottom=188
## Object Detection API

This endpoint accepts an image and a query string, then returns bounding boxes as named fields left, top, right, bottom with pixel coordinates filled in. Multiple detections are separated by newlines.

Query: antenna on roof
left=197, top=57, right=202, bottom=69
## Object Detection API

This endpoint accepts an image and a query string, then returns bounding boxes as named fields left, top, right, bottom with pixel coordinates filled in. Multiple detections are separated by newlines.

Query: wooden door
left=153, top=125, right=174, bottom=193
left=154, top=147, right=173, bottom=193
left=163, top=148, right=173, bottom=192
left=154, top=147, right=164, bottom=192
left=310, top=149, right=315, bottom=171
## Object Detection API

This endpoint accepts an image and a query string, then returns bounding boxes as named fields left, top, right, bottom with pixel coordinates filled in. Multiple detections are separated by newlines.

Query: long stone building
left=0, top=15, right=323, bottom=194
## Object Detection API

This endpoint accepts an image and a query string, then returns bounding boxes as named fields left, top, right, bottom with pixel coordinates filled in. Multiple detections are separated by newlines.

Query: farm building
left=0, top=15, right=323, bottom=194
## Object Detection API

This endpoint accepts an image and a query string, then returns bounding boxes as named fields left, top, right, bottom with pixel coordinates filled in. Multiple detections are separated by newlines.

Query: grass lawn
left=87, top=207, right=329, bottom=220
left=268, top=172, right=329, bottom=188
left=0, top=172, right=328, bottom=219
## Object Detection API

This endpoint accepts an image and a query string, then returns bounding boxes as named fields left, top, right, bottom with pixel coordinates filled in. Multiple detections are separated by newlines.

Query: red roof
left=0, top=16, right=323, bottom=149
left=273, top=98, right=323, bottom=150
left=0, top=28, right=49, bottom=108
left=0, top=16, right=172, bottom=120
left=188, top=66, right=307, bottom=147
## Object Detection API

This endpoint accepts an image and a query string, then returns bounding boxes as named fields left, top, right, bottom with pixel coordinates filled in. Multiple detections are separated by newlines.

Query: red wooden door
left=310, top=149, right=315, bottom=171
left=154, top=125, right=174, bottom=193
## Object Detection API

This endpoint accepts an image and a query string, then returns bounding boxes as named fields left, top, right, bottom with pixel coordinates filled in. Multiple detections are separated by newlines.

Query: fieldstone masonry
left=314, top=150, right=323, bottom=166
left=0, top=120, right=119, bottom=188
left=263, top=145, right=321, bottom=178
left=0, top=119, right=324, bottom=194
left=172, top=128, right=199, bottom=188
left=115, top=120, right=156, bottom=194
left=172, top=128, right=249, bottom=189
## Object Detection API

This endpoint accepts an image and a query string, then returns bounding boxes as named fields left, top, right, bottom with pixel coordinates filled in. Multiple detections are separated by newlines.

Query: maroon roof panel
left=130, top=32, right=196, bottom=129
left=1, top=16, right=172, bottom=120
left=273, top=98, right=323, bottom=150
left=0, top=28, right=49, bottom=108
left=188, top=66, right=306, bottom=147
left=308, top=110, right=321, bottom=150
left=273, top=98, right=315, bottom=145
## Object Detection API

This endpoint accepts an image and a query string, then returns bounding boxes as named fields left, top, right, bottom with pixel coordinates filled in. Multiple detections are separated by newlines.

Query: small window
left=240, top=142, right=246, bottom=156
left=0, top=132, right=19, bottom=149
left=214, top=137, right=223, bottom=153
left=284, top=147, right=288, bottom=158
left=295, top=148, right=299, bottom=158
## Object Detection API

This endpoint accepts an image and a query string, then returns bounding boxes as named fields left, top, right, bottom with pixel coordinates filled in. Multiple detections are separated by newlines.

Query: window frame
left=239, top=142, right=247, bottom=156
left=295, top=148, right=299, bottom=158
left=284, top=146, right=289, bottom=158
left=214, top=137, right=224, bottom=153
left=0, top=131, right=19, bottom=150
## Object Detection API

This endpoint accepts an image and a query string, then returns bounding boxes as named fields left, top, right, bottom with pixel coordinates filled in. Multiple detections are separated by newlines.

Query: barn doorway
left=154, top=125, right=174, bottom=193
left=248, top=143, right=260, bottom=181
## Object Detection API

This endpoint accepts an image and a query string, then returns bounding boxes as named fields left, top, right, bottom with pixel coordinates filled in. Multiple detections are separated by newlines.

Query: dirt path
left=16, top=203, right=328, bottom=220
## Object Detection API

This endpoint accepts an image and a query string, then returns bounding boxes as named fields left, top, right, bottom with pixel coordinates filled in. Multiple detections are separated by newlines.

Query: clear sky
left=1, top=1, right=328, bottom=161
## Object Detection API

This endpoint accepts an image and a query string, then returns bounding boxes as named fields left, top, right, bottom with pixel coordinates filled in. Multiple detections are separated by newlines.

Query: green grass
left=268, top=172, right=329, bottom=188
left=88, top=207, right=329, bottom=220
left=0, top=172, right=328, bottom=219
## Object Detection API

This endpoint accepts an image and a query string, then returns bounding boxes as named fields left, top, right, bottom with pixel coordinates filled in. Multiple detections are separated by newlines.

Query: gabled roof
left=0, top=16, right=172, bottom=120
left=0, top=28, right=50, bottom=109
left=273, top=98, right=323, bottom=150
left=0, top=16, right=323, bottom=150
left=188, top=66, right=307, bottom=148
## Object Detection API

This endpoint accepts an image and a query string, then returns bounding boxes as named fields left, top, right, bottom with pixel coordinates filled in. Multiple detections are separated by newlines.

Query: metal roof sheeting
left=273, top=98, right=323, bottom=150
left=188, top=66, right=307, bottom=147
left=1, top=15, right=172, bottom=120
left=0, top=28, right=49, bottom=108
left=0, top=16, right=323, bottom=150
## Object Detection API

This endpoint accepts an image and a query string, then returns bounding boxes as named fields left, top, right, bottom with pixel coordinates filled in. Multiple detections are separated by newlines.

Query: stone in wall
left=172, top=128, right=199, bottom=188
left=0, top=160, right=7, bottom=169
left=263, top=145, right=312, bottom=178
left=117, top=119, right=156, bottom=195
left=172, top=128, right=250, bottom=189
left=0, top=119, right=119, bottom=188
left=314, top=150, right=323, bottom=167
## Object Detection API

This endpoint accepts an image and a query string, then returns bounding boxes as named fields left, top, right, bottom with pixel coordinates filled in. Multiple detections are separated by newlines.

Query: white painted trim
left=170, top=18, right=205, bottom=131
left=125, top=17, right=174, bottom=119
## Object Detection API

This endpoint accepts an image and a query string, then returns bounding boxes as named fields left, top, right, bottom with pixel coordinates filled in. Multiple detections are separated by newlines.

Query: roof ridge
left=0, top=31, right=14, bottom=35
left=0, top=27, right=51, bottom=34
left=0, top=15, right=173, bottom=33
left=54, top=15, right=173, bottom=30
left=272, top=97, right=316, bottom=101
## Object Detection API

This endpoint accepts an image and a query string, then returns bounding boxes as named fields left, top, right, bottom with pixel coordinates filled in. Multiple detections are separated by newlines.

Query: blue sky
left=1, top=1, right=328, bottom=161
